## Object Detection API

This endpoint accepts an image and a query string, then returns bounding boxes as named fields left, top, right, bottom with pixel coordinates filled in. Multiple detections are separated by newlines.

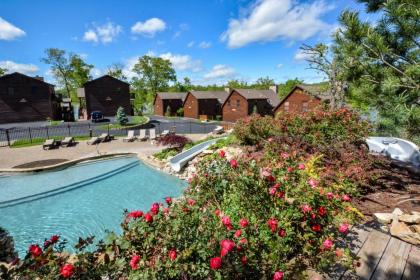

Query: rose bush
left=3, top=109, right=373, bottom=279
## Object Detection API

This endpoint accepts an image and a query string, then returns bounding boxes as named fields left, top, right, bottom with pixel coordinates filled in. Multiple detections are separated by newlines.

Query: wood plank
left=371, top=237, right=411, bottom=280
left=402, top=245, right=420, bottom=280
left=352, top=229, right=391, bottom=280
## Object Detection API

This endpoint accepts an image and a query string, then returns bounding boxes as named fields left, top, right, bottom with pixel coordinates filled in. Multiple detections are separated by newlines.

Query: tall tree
left=41, top=48, right=73, bottom=97
left=107, top=63, right=127, bottom=81
left=227, top=79, right=249, bottom=88
left=0, top=67, right=7, bottom=76
left=69, top=54, right=93, bottom=89
left=334, top=0, right=419, bottom=139
left=131, top=55, right=176, bottom=95
left=254, top=76, right=275, bottom=89
left=278, top=78, right=303, bottom=98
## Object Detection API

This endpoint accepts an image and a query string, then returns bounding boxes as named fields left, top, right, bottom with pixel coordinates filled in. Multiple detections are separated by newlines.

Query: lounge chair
left=161, top=130, right=169, bottom=136
left=137, top=129, right=148, bottom=141
left=213, top=126, right=224, bottom=135
left=149, top=129, right=157, bottom=141
left=98, top=133, right=111, bottom=142
left=123, top=130, right=136, bottom=142
left=87, top=137, right=100, bottom=145
left=43, top=139, right=56, bottom=150
left=61, top=137, right=74, bottom=147
left=170, top=126, right=176, bottom=134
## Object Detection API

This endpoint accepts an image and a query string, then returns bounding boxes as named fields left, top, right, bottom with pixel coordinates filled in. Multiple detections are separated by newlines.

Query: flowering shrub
left=3, top=109, right=372, bottom=279
left=157, top=134, right=191, bottom=150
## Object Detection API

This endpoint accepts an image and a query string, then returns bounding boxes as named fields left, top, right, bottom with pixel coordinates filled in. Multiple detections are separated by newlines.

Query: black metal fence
left=0, top=120, right=231, bottom=147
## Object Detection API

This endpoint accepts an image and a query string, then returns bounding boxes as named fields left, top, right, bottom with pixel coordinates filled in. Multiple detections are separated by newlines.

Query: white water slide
left=366, top=136, right=420, bottom=167
left=169, top=138, right=222, bottom=172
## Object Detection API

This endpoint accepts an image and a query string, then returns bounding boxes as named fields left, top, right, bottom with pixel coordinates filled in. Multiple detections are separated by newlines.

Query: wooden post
left=28, top=127, right=32, bottom=143
left=5, top=129, right=10, bottom=147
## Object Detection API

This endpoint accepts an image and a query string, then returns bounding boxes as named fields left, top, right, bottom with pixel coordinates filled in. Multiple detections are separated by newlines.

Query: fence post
left=5, top=129, right=10, bottom=147
left=28, top=127, right=32, bottom=143
left=67, top=124, right=71, bottom=136
left=46, top=126, right=49, bottom=139
left=89, top=129, right=92, bottom=137
left=107, top=124, right=110, bottom=134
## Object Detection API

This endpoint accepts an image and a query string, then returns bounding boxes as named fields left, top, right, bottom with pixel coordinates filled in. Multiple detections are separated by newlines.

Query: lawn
left=98, top=116, right=148, bottom=129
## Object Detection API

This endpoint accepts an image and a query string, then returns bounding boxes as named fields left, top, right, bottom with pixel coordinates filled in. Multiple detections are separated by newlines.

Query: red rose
left=44, top=240, right=51, bottom=247
left=234, top=230, right=242, bottom=238
left=241, top=255, right=247, bottom=265
left=269, top=187, right=277, bottom=196
left=187, top=198, right=196, bottom=206
left=335, top=249, right=343, bottom=257
left=215, top=209, right=221, bottom=216
left=273, top=183, right=281, bottom=188
left=229, top=159, right=238, bottom=168
left=28, top=244, right=42, bottom=257
left=239, top=218, right=249, bottom=228
left=278, top=228, right=286, bottom=237
left=277, top=191, right=284, bottom=199
left=318, top=206, right=327, bottom=217
left=267, top=175, right=275, bottom=182
left=221, top=216, right=232, bottom=231
left=326, top=192, right=334, bottom=199
left=239, top=238, right=247, bottom=244
left=128, top=210, right=144, bottom=220
left=165, top=197, right=172, bottom=205
left=144, top=213, right=153, bottom=223
left=60, top=263, right=74, bottom=278
left=163, top=207, right=169, bottom=214
left=220, top=239, right=235, bottom=252
left=301, top=204, right=312, bottom=213
left=273, top=271, right=284, bottom=280
left=311, top=213, right=317, bottom=219
left=287, top=167, right=293, bottom=172
left=210, top=257, right=222, bottom=269
left=219, top=150, right=225, bottom=158
left=168, top=249, right=177, bottom=261
left=130, top=255, right=140, bottom=270
left=311, top=224, right=321, bottom=232
left=150, top=203, right=159, bottom=215
left=267, top=218, right=278, bottom=233
left=50, top=235, right=59, bottom=243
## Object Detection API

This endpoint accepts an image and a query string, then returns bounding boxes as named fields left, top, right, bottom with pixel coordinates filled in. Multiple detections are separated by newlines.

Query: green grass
left=98, top=116, right=148, bottom=129
left=153, top=148, right=179, bottom=160
left=48, top=120, right=63, bottom=126
left=11, top=136, right=91, bottom=148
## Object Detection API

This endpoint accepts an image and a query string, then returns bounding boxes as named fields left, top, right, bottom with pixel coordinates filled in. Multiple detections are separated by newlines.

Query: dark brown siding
left=274, top=88, right=321, bottom=116
left=183, top=93, right=198, bottom=119
left=84, top=75, right=131, bottom=117
left=197, top=99, right=221, bottom=119
left=163, top=99, right=184, bottom=116
left=154, top=96, right=164, bottom=116
left=247, top=99, right=275, bottom=116
left=222, top=91, right=248, bottom=122
left=0, top=73, right=59, bottom=123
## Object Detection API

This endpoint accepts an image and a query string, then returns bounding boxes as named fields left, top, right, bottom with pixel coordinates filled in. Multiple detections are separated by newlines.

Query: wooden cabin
left=153, top=92, right=187, bottom=116
left=222, top=86, right=280, bottom=122
left=183, top=90, right=229, bottom=120
left=273, top=85, right=325, bottom=116
left=82, top=75, right=131, bottom=118
left=0, top=72, right=60, bottom=123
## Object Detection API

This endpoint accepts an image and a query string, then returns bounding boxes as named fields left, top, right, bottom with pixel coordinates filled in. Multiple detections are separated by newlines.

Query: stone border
left=0, top=153, right=136, bottom=173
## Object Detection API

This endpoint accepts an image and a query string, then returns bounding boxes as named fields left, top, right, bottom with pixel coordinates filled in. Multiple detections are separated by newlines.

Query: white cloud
left=0, top=60, right=38, bottom=74
left=204, top=64, right=236, bottom=79
left=131, top=18, right=166, bottom=37
left=159, top=52, right=202, bottom=72
left=221, top=0, right=335, bottom=48
left=83, top=22, right=122, bottom=44
left=0, top=17, right=26, bottom=40
left=293, top=49, right=313, bottom=61
left=187, top=41, right=195, bottom=48
left=91, top=68, right=103, bottom=77
left=276, top=63, right=283, bottom=69
left=198, top=41, right=212, bottom=49
left=173, top=23, right=189, bottom=38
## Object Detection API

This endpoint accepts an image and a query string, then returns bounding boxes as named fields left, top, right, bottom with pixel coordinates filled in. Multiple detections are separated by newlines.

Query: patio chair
left=98, top=133, right=111, bottom=142
left=213, top=126, right=224, bottom=135
left=43, top=139, right=56, bottom=150
left=87, top=136, right=100, bottom=145
left=123, top=130, right=136, bottom=142
left=149, top=129, right=157, bottom=141
left=170, top=126, right=176, bottom=134
left=61, top=137, right=74, bottom=147
left=137, top=129, right=148, bottom=141
left=161, top=130, right=170, bottom=136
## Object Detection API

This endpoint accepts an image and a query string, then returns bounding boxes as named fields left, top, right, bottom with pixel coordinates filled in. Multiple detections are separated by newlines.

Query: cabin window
left=31, top=86, right=38, bottom=94
left=236, top=99, right=240, bottom=108
left=302, top=102, right=308, bottom=112
left=8, top=87, right=14, bottom=96
left=284, top=101, right=290, bottom=112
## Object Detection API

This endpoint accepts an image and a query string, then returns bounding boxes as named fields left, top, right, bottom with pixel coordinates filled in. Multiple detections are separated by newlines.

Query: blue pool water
left=0, top=156, right=186, bottom=256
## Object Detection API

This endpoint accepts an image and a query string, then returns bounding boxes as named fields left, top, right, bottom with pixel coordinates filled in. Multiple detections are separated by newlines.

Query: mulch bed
left=13, top=159, right=69, bottom=169
left=354, top=156, right=420, bottom=219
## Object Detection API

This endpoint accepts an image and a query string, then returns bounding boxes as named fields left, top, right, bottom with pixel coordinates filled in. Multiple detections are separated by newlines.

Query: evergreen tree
left=165, top=105, right=172, bottom=117
left=115, top=106, right=128, bottom=125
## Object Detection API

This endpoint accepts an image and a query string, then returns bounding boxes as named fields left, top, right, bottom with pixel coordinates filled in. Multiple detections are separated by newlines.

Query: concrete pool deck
left=0, top=133, right=208, bottom=170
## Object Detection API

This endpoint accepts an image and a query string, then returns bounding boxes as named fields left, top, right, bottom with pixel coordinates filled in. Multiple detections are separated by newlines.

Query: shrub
left=177, top=107, right=184, bottom=117
left=115, top=106, right=129, bottom=125
left=153, top=148, right=178, bottom=160
left=157, top=134, right=191, bottom=150
left=234, top=115, right=276, bottom=145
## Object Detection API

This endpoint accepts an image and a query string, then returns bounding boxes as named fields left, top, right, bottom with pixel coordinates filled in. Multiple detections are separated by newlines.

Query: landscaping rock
left=390, top=220, right=420, bottom=245
left=374, top=213, right=394, bottom=224
left=399, top=214, right=420, bottom=224
left=392, top=208, right=403, bottom=216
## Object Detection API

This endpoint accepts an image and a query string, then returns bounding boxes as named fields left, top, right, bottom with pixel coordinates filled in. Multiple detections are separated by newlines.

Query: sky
left=0, top=0, right=369, bottom=86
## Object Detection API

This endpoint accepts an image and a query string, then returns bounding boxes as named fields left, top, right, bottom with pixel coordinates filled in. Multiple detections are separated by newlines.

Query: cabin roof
left=83, top=75, right=129, bottom=86
left=189, top=90, right=230, bottom=104
left=231, top=88, right=281, bottom=107
left=0, top=72, right=55, bottom=87
left=156, top=92, right=187, bottom=102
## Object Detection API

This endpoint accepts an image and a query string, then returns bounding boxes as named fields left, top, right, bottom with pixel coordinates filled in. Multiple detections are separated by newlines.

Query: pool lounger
left=98, top=133, right=111, bottom=142
left=43, top=139, right=56, bottom=150
left=87, top=137, right=100, bottom=145
left=137, top=129, right=148, bottom=141
left=61, top=137, right=74, bottom=147
left=123, top=130, right=136, bottom=142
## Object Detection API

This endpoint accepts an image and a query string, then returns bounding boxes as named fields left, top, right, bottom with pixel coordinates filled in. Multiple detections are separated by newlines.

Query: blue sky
left=0, top=0, right=368, bottom=86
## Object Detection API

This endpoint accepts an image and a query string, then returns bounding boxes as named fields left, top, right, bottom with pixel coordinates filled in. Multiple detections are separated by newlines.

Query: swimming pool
left=0, top=156, right=186, bottom=256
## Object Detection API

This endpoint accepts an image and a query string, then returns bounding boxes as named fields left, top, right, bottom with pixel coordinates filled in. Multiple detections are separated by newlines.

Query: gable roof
left=225, top=88, right=281, bottom=108
left=154, top=92, right=187, bottom=105
left=187, top=90, right=230, bottom=104
left=0, top=72, right=55, bottom=87
left=273, top=84, right=329, bottom=112
left=83, top=75, right=129, bottom=86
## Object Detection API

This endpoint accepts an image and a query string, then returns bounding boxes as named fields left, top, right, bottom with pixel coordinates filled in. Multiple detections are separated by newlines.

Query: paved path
left=326, top=225, right=420, bottom=280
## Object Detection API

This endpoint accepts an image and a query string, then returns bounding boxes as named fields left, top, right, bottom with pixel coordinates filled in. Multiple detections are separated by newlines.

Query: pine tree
left=165, top=105, right=172, bottom=117
left=116, top=107, right=129, bottom=125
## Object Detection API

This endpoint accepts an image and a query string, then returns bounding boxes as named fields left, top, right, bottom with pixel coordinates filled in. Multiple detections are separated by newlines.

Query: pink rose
left=165, top=197, right=172, bottom=205
left=230, top=159, right=238, bottom=168
left=323, top=239, right=333, bottom=250
left=267, top=218, right=278, bottom=233
left=273, top=271, right=284, bottom=280
left=219, top=150, right=225, bottom=158
left=168, top=249, right=177, bottom=261
left=210, top=257, right=222, bottom=269
left=308, top=178, right=318, bottom=188
left=342, top=194, right=351, bottom=202
left=326, top=192, right=334, bottom=199
left=130, top=255, right=140, bottom=270
left=298, top=163, right=305, bottom=170
left=302, top=204, right=312, bottom=213
left=222, top=216, right=232, bottom=231
left=239, top=218, right=249, bottom=228
left=338, top=223, right=349, bottom=234
left=269, top=187, right=277, bottom=196
left=234, top=230, right=242, bottom=238
left=150, top=203, right=159, bottom=215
